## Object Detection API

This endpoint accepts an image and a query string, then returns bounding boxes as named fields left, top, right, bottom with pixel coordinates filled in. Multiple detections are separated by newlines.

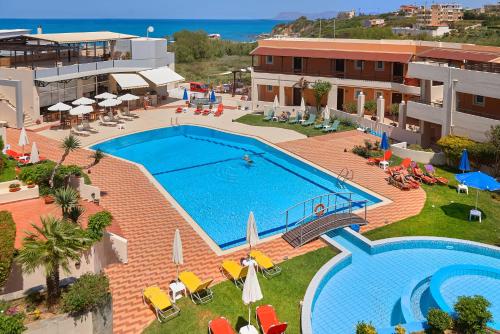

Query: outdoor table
left=239, top=324, right=258, bottom=334
left=379, top=161, right=389, bottom=171
left=469, top=209, right=482, bottom=223
left=169, top=281, right=186, bottom=302
left=241, top=258, right=257, bottom=267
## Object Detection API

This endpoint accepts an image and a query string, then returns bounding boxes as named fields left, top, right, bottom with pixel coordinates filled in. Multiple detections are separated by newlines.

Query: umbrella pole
left=248, top=304, right=251, bottom=327
left=475, top=190, right=479, bottom=210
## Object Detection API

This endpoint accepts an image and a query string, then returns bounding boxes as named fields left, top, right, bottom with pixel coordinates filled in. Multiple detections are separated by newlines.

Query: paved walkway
left=3, top=127, right=425, bottom=334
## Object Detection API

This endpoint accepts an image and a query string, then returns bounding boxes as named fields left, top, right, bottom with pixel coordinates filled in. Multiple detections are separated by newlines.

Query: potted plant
left=364, top=100, right=377, bottom=120
left=9, top=183, right=21, bottom=192
left=26, top=180, right=35, bottom=188
left=43, top=194, right=55, bottom=204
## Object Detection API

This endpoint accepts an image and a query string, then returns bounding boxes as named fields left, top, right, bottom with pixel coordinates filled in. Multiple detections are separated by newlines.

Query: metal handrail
left=281, top=191, right=353, bottom=214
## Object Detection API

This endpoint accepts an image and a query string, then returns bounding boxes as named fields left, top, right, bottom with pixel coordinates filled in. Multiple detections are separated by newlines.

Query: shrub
left=61, top=273, right=110, bottom=314
left=338, top=117, right=357, bottom=128
left=0, top=313, right=25, bottom=334
left=364, top=100, right=377, bottom=115
left=408, top=144, right=434, bottom=152
left=394, top=324, right=406, bottom=334
left=436, top=135, right=475, bottom=165
left=468, top=142, right=495, bottom=169
left=86, top=211, right=113, bottom=241
left=356, top=321, right=377, bottom=334
left=19, top=162, right=87, bottom=195
left=344, top=101, right=358, bottom=114
left=352, top=145, right=371, bottom=158
left=427, top=308, right=453, bottom=333
left=454, top=295, right=492, bottom=334
left=0, top=211, right=16, bottom=288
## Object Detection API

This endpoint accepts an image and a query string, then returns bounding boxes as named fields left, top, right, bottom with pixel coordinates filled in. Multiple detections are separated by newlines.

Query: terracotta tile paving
left=3, top=128, right=425, bottom=333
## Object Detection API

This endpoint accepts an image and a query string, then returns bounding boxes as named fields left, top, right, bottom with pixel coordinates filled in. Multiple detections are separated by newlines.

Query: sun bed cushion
left=143, top=286, right=172, bottom=310
left=250, top=250, right=274, bottom=270
left=257, top=305, right=280, bottom=333
left=209, top=317, right=236, bottom=334
left=222, top=260, right=244, bottom=279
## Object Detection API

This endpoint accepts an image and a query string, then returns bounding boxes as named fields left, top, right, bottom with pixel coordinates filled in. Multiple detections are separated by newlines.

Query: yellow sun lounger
left=250, top=250, right=282, bottom=278
left=142, top=285, right=180, bottom=322
left=220, top=260, right=249, bottom=287
left=179, top=271, right=214, bottom=304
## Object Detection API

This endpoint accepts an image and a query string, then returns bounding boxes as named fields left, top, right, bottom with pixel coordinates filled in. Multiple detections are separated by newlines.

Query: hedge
left=0, top=211, right=16, bottom=288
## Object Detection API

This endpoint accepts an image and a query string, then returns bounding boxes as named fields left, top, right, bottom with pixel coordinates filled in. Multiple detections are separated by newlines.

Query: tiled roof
left=417, top=48, right=500, bottom=63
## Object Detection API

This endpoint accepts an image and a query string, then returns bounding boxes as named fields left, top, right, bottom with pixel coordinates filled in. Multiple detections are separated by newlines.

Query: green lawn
left=0, top=158, right=17, bottom=182
left=364, top=165, right=500, bottom=246
left=144, top=246, right=337, bottom=334
left=235, top=114, right=355, bottom=137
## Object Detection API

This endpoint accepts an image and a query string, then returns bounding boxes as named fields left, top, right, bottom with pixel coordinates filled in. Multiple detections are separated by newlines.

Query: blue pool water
left=310, top=229, right=500, bottom=334
left=92, top=126, right=381, bottom=249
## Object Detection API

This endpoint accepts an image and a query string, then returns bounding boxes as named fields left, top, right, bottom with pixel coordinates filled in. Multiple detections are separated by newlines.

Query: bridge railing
left=282, top=192, right=368, bottom=232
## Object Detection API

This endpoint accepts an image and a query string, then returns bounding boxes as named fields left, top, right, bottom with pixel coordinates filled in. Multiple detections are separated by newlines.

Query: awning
left=139, top=67, right=185, bottom=87
left=417, top=48, right=500, bottom=63
left=26, top=31, right=137, bottom=44
left=111, top=73, right=149, bottom=90
left=250, top=46, right=413, bottom=63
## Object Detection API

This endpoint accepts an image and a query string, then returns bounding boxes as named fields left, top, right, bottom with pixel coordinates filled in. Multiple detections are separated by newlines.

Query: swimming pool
left=303, top=229, right=500, bottom=334
left=92, top=126, right=381, bottom=250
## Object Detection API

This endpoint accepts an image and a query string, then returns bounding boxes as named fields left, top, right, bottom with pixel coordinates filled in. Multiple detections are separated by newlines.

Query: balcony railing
left=34, top=54, right=175, bottom=80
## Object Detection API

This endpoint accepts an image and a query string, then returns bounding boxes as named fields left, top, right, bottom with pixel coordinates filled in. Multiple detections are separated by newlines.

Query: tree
left=486, top=125, right=500, bottom=176
left=356, top=321, right=377, bottom=334
left=49, top=135, right=81, bottom=188
left=427, top=308, right=453, bottom=334
left=17, top=217, right=90, bottom=308
left=454, top=295, right=492, bottom=334
left=311, top=80, right=332, bottom=114
left=82, top=149, right=105, bottom=170
left=54, top=186, right=80, bottom=221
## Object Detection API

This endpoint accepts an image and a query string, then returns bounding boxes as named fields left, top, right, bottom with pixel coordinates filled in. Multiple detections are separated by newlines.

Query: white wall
left=0, top=68, right=40, bottom=124
left=391, top=142, right=446, bottom=165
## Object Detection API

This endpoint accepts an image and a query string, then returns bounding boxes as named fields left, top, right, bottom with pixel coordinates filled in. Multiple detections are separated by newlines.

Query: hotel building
left=0, top=30, right=182, bottom=128
left=250, top=38, right=500, bottom=144
left=416, top=4, right=464, bottom=27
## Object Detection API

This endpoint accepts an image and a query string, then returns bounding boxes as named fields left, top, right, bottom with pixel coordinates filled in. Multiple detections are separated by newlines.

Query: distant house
left=400, top=5, right=419, bottom=17
left=337, top=10, right=356, bottom=19
left=363, top=19, right=386, bottom=28
left=417, top=4, right=463, bottom=27
left=484, top=2, right=500, bottom=16
left=392, top=25, right=451, bottom=37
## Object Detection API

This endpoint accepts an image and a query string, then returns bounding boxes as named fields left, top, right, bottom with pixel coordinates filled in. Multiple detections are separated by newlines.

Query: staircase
left=281, top=192, right=369, bottom=248
left=23, top=113, right=35, bottom=127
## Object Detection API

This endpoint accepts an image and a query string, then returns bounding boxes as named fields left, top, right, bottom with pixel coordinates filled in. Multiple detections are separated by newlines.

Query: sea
left=0, top=19, right=285, bottom=42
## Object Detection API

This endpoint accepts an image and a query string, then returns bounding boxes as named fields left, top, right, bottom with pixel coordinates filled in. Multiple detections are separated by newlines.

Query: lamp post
left=146, top=26, right=154, bottom=39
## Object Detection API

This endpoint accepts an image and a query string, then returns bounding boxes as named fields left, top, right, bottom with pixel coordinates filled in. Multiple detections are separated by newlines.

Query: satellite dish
left=146, top=26, right=154, bottom=38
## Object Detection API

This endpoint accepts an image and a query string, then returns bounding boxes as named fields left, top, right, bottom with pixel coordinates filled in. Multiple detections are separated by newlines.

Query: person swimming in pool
left=243, top=154, right=254, bottom=165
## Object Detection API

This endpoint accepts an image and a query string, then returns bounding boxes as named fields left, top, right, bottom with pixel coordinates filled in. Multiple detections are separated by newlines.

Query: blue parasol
left=182, top=88, right=188, bottom=101
left=458, top=149, right=470, bottom=172
left=380, top=132, right=389, bottom=151
left=455, top=171, right=500, bottom=209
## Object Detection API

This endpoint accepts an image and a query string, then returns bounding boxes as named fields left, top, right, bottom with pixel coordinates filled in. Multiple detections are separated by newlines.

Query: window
left=266, top=85, right=274, bottom=92
left=473, top=95, right=485, bottom=106
left=354, top=89, right=363, bottom=99
left=375, top=61, right=385, bottom=71
left=355, top=60, right=364, bottom=70
left=265, top=55, right=274, bottom=65
left=293, top=57, right=303, bottom=71
left=335, top=59, right=345, bottom=72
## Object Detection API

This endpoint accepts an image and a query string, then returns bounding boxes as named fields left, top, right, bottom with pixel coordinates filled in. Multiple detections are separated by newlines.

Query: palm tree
left=49, top=135, right=81, bottom=188
left=54, top=186, right=80, bottom=220
left=17, top=216, right=90, bottom=308
left=82, top=149, right=105, bottom=170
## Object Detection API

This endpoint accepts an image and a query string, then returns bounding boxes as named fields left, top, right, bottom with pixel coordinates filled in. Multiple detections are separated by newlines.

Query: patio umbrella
left=172, top=228, right=184, bottom=280
left=18, top=127, right=29, bottom=155
left=273, top=95, right=279, bottom=111
left=380, top=132, right=390, bottom=150
left=118, top=93, right=140, bottom=113
left=72, top=97, right=95, bottom=106
left=246, top=211, right=259, bottom=252
left=70, top=105, right=93, bottom=116
left=182, top=88, right=188, bottom=101
left=95, top=92, right=117, bottom=100
left=300, top=97, right=306, bottom=113
left=48, top=102, right=72, bottom=124
left=210, top=90, right=216, bottom=103
left=458, top=149, right=471, bottom=173
left=455, top=171, right=500, bottom=209
left=322, top=105, right=331, bottom=121
left=242, top=264, right=263, bottom=329
left=29, top=142, right=40, bottom=164
left=98, top=99, right=122, bottom=108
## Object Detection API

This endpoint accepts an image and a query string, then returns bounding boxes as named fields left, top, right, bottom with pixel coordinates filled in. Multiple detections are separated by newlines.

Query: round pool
left=302, top=229, right=500, bottom=334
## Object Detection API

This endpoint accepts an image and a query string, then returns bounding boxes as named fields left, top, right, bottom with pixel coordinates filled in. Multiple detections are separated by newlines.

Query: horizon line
left=0, top=17, right=285, bottom=20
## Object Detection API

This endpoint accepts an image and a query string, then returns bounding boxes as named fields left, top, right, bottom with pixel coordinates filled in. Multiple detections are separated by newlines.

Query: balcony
left=407, top=100, right=444, bottom=124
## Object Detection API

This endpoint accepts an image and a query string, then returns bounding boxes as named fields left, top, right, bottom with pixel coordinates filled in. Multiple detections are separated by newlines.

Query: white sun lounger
left=99, top=115, right=117, bottom=127
left=117, top=110, right=134, bottom=121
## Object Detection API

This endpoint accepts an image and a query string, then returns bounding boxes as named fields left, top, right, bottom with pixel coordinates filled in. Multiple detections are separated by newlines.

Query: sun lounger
left=288, top=112, right=301, bottom=124
left=322, top=120, right=340, bottom=133
left=387, top=158, right=411, bottom=173
left=209, top=317, right=236, bottom=334
left=314, top=118, right=330, bottom=129
left=117, top=110, right=134, bottom=121
left=178, top=271, right=213, bottom=304
left=71, top=125, right=90, bottom=137
left=367, top=150, right=392, bottom=165
left=6, top=149, right=29, bottom=163
left=301, top=113, right=316, bottom=126
left=99, top=115, right=117, bottom=127
left=249, top=250, right=281, bottom=278
left=220, top=260, right=248, bottom=287
left=107, top=111, right=122, bottom=123
left=214, top=108, right=223, bottom=117
left=387, top=175, right=411, bottom=191
left=203, top=109, right=211, bottom=116
left=194, top=108, right=202, bottom=115
left=176, top=107, right=183, bottom=113
left=424, top=164, right=449, bottom=185
left=142, top=285, right=179, bottom=322
left=124, top=109, right=139, bottom=118
left=262, top=109, right=274, bottom=121
left=412, top=167, right=436, bottom=185
left=256, top=305, right=288, bottom=334
left=81, top=120, right=98, bottom=133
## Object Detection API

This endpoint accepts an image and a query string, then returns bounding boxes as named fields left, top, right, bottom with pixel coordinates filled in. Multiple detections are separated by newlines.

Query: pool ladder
left=337, top=168, right=354, bottom=189
left=170, top=117, right=180, bottom=126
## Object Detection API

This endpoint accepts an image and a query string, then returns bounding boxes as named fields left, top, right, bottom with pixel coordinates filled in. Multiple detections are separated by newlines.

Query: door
left=293, top=57, right=303, bottom=72
left=392, top=63, right=404, bottom=82
left=337, top=88, right=344, bottom=110
left=391, top=92, right=403, bottom=105
left=293, top=87, right=302, bottom=106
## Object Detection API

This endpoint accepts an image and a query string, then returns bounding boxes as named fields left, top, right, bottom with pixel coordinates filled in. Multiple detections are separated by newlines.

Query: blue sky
left=0, top=0, right=493, bottom=19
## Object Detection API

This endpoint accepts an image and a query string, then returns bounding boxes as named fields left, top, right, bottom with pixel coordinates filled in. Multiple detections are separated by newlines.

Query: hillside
left=271, top=12, right=500, bottom=47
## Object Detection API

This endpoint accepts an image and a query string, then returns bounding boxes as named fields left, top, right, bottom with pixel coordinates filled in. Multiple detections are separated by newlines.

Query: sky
left=0, top=0, right=494, bottom=19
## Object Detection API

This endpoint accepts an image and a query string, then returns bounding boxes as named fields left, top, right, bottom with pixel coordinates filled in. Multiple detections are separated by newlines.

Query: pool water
left=92, top=126, right=381, bottom=249
left=310, top=230, right=500, bottom=333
